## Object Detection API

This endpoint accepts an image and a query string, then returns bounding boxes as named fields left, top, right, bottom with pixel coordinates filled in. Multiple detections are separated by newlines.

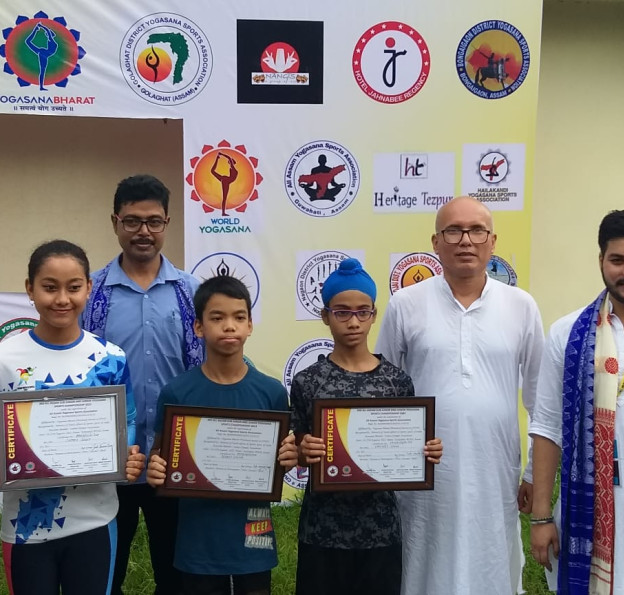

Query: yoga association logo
left=389, top=252, right=443, bottom=294
left=296, top=251, right=351, bottom=319
left=237, top=20, right=323, bottom=104
left=487, top=255, right=517, bottom=286
left=120, top=13, right=212, bottom=105
left=191, top=252, right=260, bottom=310
left=187, top=140, right=263, bottom=234
left=285, top=140, right=360, bottom=218
left=478, top=151, right=509, bottom=185
left=283, top=339, right=334, bottom=393
left=456, top=20, right=530, bottom=99
left=352, top=21, right=430, bottom=104
left=0, top=11, right=86, bottom=89
left=0, top=318, right=37, bottom=342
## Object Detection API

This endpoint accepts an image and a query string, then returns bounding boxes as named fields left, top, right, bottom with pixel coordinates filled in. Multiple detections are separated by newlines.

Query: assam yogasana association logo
left=191, top=252, right=260, bottom=310
left=0, top=11, right=91, bottom=109
left=285, top=140, right=359, bottom=218
left=352, top=21, right=430, bottom=104
left=283, top=339, right=334, bottom=392
left=456, top=20, right=530, bottom=99
left=0, top=317, right=37, bottom=342
left=487, top=255, right=517, bottom=286
left=389, top=252, right=443, bottom=295
left=187, top=140, right=263, bottom=235
left=297, top=252, right=350, bottom=319
left=120, top=12, right=212, bottom=106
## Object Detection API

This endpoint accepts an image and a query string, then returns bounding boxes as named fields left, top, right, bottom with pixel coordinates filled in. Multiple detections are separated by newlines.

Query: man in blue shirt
left=83, top=174, right=202, bottom=595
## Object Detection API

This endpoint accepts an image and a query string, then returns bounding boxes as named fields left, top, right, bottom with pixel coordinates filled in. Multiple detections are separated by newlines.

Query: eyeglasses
left=439, top=228, right=491, bottom=244
left=324, top=308, right=376, bottom=322
left=115, top=215, right=168, bottom=233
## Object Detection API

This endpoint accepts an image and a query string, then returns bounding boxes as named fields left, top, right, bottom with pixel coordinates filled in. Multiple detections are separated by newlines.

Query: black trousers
left=295, top=541, right=402, bottom=595
left=5, top=523, right=114, bottom=595
left=111, top=483, right=180, bottom=595
left=181, top=570, right=271, bottom=595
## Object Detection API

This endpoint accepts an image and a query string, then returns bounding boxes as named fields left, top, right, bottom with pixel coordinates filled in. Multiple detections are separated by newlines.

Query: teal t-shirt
left=156, top=365, right=288, bottom=575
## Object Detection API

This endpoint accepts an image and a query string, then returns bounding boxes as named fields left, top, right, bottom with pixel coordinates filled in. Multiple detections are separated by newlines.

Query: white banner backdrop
left=0, top=0, right=543, bottom=380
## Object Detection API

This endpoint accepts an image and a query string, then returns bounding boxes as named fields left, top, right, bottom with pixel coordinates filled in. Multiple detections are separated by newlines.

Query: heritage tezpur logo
left=456, top=20, right=530, bottom=99
left=120, top=13, right=212, bottom=105
left=187, top=140, right=263, bottom=235
left=0, top=11, right=89, bottom=109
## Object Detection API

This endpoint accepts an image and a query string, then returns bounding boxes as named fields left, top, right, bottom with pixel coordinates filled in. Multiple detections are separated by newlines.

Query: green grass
left=0, top=504, right=551, bottom=594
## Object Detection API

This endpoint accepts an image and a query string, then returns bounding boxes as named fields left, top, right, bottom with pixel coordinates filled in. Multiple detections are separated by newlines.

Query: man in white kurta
left=530, top=211, right=624, bottom=594
left=376, top=197, right=544, bottom=595
left=530, top=306, right=624, bottom=593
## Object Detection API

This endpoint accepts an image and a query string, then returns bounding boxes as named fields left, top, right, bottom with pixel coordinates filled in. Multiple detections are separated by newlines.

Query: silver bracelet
left=530, top=516, right=554, bottom=525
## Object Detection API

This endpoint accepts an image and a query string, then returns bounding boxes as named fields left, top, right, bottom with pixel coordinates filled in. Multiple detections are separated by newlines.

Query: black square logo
left=237, top=20, right=323, bottom=104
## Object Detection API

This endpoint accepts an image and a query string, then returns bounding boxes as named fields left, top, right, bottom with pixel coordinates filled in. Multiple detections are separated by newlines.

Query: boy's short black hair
left=114, top=174, right=170, bottom=215
left=599, top=210, right=624, bottom=254
left=194, top=276, right=252, bottom=319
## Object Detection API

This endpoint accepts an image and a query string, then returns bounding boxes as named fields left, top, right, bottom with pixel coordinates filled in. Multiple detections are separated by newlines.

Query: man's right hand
left=531, top=523, right=559, bottom=572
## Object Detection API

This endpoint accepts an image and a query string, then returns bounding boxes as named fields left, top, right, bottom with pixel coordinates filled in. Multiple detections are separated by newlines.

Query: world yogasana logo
left=1, top=11, right=85, bottom=89
left=186, top=140, right=263, bottom=215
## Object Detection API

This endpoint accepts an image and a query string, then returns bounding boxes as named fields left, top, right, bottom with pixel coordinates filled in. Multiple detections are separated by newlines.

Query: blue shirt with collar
left=84, top=255, right=200, bottom=475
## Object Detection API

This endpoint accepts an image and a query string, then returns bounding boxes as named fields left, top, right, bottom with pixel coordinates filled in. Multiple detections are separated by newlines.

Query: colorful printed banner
left=0, top=1, right=543, bottom=499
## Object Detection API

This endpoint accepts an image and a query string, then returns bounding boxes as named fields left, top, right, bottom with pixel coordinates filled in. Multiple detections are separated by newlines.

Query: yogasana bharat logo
left=120, top=13, right=212, bottom=105
left=187, top=140, right=263, bottom=216
left=390, top=252, right=443, bottom=294
left=1, top=11, right=85, bottom=89
left=456, top=20, right=530, bottom=99
left=352, top=21, right=430, bottom=104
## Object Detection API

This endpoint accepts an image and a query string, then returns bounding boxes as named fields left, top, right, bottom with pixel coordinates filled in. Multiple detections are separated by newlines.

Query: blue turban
left=321, top=258, right=377, bottom=306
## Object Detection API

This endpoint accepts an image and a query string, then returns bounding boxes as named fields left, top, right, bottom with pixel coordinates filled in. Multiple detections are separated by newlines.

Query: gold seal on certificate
left=158, top=405, right=290, bottom=501
left=0, top=386, right=129, bottom=490
left=311, top=397, right=435, bottom=492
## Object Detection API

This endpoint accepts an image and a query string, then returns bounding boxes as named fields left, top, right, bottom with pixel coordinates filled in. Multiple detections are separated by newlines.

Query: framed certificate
left=311, top=397, right=435, bottom=492
left=157, top=405, right=290, bottom=501
left=0, top=385, right=128, bottom=490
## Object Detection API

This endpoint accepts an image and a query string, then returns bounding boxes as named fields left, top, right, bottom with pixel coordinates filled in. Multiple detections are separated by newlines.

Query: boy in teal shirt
left=147, top=275, right=297, bottom=595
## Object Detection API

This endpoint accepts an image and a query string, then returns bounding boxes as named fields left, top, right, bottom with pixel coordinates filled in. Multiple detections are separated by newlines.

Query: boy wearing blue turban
left=289, top=258, right=443, bottom=595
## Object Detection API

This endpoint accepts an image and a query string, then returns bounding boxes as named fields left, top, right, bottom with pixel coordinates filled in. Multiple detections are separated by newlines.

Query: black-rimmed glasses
left=115, top=215, right=168, bottom=233
left=324, top=308, right=376, bottom=322
left=439, top=228, right=491, bottom=244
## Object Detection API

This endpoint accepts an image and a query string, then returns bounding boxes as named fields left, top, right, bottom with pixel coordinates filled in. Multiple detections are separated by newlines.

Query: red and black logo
left=237, top=20, right=323, bottom=104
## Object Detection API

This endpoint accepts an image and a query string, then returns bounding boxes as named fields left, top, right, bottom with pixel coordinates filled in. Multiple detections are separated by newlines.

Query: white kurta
left=530, top=305, right=624, bottom=594
left=376, top=275, right=544, bottom=595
